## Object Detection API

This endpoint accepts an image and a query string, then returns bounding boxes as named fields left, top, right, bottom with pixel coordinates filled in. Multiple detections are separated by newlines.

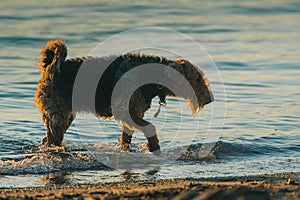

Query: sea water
left=0, top=0, right=299, bottom=188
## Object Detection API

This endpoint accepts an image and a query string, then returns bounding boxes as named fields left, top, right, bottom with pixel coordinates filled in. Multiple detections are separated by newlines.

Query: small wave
left=177, top=141, right=250, bottom=161
left=178, top=141, right=284, bottom=161
left=0, top=141, right=284, bottom=175
left=0, top=145, right=108, bottom=175
left=228, top=5, right=300, bottom=15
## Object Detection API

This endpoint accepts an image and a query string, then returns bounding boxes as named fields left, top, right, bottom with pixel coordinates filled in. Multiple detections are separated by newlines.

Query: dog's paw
left=119, top=143, right=131, bottom=151
left=41, top=137, right=47, bottom=145
left=148, top=144, right=161, bottom=156
left=152, top=149, right=162, bottom=156
left=147, top=136, right=161, bottom=156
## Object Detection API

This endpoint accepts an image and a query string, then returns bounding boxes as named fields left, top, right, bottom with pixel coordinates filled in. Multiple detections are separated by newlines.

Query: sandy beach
left=1, top=173, right=299, bottom=200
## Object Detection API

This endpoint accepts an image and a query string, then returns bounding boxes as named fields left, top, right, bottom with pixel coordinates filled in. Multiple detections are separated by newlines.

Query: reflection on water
left=0, top=0, right=299, bottom=188
left=40, top=172, right=73, bottom=186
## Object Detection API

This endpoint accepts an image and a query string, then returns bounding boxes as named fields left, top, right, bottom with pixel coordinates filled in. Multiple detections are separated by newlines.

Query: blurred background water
left=0, top=0, right=299, bottom=188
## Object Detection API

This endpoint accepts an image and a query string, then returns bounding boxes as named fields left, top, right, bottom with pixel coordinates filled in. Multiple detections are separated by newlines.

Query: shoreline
left=1, top=173, right=299, bottom=199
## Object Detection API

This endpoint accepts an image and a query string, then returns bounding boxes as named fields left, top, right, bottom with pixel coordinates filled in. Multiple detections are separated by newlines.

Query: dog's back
left=37, top=39, right=172, bottom=117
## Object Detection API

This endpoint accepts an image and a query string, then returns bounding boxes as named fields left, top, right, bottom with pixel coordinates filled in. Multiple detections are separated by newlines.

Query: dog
left=35, top=39, right=214, bottom=155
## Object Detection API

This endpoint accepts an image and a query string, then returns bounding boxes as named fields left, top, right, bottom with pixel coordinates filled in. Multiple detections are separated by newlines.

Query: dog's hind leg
left=119, top=124, right=134, bottom=150
left=41, top=113, right=74, bottom=146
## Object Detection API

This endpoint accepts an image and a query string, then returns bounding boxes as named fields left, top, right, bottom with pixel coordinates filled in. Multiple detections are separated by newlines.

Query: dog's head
left=164, top=59, right=214, bottom=114
left=38, top=39, right=67, bottom=74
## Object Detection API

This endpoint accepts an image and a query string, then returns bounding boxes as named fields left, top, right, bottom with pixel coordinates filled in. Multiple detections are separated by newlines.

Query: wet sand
left=1, top=173, right=299, bottom=200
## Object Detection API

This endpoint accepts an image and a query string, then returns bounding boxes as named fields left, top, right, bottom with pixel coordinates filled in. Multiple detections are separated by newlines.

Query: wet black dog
left=36, top=40, right=213, bottom=155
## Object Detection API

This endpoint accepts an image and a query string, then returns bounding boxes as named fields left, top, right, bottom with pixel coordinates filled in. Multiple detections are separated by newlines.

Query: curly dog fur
left=36, top=40, right=213, bottom=155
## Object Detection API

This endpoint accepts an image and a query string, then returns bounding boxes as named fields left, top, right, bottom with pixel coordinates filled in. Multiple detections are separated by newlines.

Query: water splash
left=0, top=145, right=107, bottom=175
left=0, top=141, right=268, bottom=175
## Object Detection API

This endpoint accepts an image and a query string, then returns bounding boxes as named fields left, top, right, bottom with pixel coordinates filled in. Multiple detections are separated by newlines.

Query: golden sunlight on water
left=0, top=0, right=299, bottom=188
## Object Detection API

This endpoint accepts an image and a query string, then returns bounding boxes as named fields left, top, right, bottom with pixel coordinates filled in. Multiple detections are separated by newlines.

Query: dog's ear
left=41, top=49, right=55, bottom=69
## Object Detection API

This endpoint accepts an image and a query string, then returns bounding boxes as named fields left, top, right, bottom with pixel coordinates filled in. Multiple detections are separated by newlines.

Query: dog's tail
left=38, top=39, right=67, bottom=75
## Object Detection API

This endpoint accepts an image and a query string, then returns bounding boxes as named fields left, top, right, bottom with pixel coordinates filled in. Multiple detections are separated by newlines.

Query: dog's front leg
left=130, top=117, right=161, bottom=156
left=119, top=125, right=134, bottom=150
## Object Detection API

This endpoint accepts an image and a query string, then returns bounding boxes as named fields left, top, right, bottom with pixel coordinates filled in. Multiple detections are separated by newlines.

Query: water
left=1, top=0, right=299, bottom=188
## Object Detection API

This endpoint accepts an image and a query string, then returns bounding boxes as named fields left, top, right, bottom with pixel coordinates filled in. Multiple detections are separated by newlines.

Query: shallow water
left=0, top=0, right=300, bottom=188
